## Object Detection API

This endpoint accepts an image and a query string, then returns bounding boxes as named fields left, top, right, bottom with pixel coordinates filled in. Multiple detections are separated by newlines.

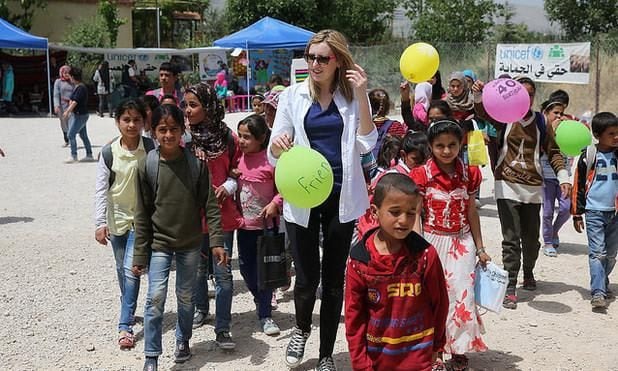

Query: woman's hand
left=471, top=80, right=485, bottom=93
left=214, top=185, right=230, bottom=202
left=95, top=226, right=109, bottom=245
left=270, top=133, right=293, bottom=159
left=260, top=201, right=280, bottom=220
left=478, top=251, right=491, bottom=267
left=400, top=81, right=411, bottom=102
left=194, top=148, right=207, bottom=162
left=132, top=265, right=146, bottom=276
left=211, top=247, right=229, bottom=266
left=346, top=64, right=368, bottom=97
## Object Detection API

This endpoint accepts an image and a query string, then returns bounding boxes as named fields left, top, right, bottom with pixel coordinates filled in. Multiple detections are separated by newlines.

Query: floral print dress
left=410, top=158, right=487, bottom=355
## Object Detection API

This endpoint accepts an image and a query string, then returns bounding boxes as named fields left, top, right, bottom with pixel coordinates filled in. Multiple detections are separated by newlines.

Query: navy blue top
left=304, top=100, right=344, bottom=193
left=70, top=84, right=89, bottom=115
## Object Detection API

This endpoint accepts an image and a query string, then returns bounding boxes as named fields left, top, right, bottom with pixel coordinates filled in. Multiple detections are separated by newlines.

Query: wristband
left=476, top=247, right=486, bottom=257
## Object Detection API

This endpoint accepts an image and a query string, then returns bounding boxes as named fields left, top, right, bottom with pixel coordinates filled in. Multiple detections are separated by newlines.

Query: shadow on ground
left=0, top=216, right=34, bottom=225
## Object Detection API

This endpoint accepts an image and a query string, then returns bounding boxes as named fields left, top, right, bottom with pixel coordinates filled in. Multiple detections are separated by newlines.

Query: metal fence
left=351, top=37, right=618, bottom=118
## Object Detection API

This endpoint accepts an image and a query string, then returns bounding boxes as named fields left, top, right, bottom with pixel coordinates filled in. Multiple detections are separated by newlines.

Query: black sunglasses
left=304, top=53, right=336, bottom=66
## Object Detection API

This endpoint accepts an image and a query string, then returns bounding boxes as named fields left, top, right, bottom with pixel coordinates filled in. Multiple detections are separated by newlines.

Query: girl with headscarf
left=53, top=65, right=74, bottom=146
left=413, top=82, right=432, bottom=125
left=93, top=61, right=114, bottom=117
left=183, top=82, right=242, bottom=347
left=446, top=71, right=475, bottom=122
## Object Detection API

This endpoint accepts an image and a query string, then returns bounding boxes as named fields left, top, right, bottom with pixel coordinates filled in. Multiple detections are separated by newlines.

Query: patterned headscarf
left=446, top=71, right=474, bottom=112
left=185, top=82, right=229, bottom=160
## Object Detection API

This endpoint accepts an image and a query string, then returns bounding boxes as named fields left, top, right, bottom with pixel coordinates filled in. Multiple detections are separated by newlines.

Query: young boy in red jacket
left=345, top=173, right=449, bottom=371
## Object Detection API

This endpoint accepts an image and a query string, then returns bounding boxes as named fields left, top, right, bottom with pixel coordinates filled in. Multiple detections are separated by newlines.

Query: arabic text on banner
left=494, top=42, right=591, bottom=85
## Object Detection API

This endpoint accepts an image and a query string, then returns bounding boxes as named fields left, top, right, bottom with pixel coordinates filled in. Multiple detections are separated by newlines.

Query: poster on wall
left=494, top=42, right=591, bottom=84
left=250, top=49, right=293, bottom=88
left=199, top=50, right=228, bottom=81
left=291, top=58, right=309, bottom=84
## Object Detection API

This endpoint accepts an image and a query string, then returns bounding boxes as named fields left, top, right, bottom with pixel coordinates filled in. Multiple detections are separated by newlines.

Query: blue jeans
left=109, top=230, right=140, bottom=332
left=194, top=231, right=234, bottom=334
left=586, top=210, right=618, bottom=297
left=144, top=247, right=200, bottom=357
left=237, top=229, right=272, bottom=319
left=67, top=113, right=92, bottom=159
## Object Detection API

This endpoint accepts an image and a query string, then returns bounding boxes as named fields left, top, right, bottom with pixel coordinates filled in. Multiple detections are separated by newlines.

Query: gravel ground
left=0, top=113, right=616, bottom=371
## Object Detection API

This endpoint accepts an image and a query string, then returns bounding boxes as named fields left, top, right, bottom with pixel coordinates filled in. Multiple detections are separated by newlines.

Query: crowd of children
left=93, top=35, right=617, bottom=371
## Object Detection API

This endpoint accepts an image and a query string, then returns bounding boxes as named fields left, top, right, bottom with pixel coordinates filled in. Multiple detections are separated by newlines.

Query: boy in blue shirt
left=572, top=112, right=618, bottom=310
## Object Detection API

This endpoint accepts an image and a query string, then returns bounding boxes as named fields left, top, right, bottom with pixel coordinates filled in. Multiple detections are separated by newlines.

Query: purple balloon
left=482, top=78, right=530, bottom=123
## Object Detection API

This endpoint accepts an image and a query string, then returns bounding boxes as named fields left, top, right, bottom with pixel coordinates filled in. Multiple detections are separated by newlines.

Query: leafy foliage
left=225, top=0, right=397, bottom=43
left=403, top=0, right=503, bottom=44
left=544, top=0, right=618, bottom=39
left=63, top=16, right=109, bottom=82
left=0, top=0, right=47, bottom=31
left=99, top=0, right=126, bottom=48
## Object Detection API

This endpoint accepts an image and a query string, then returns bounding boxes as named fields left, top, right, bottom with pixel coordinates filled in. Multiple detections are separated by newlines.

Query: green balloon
left=555, top=120, right=592, bottom=156
left=275, top=146, right=334, bottom=209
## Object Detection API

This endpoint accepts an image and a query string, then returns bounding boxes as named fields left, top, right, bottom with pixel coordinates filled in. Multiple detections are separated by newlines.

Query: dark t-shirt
left=70, top=84, right=89, bottom=115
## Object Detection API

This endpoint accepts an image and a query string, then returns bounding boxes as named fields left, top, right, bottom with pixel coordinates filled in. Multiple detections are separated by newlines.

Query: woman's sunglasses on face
left=304, top=53, right=336, bottom=66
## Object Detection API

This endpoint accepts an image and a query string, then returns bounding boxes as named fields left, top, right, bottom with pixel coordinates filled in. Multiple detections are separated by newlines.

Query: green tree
left=544, top=0, right=618, bottom=39
left=404, top=0, right=503, bottom=43
left=493, top=2, right=532, bottom=43
left=99, top=0, right=126, bottom=48
left=63, top=15, right=109, bottom=81
left=0, top=0, right=47, bottom=31
left=225, top=0, right=397, bottom=43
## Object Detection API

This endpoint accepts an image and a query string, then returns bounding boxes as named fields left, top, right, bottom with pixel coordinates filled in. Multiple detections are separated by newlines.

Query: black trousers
left=286, top=192, right=355, bottom=359
left=497, top=199, right=541, bottom=290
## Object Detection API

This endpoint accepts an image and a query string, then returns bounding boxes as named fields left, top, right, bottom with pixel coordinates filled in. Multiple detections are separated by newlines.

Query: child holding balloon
left=539, top=96, right=571, bottom=257
left=410, top=120, right=490, bottom=370
left=472, top=76, right=570, bottom=309
left=235, top=114, right=283, bottom=335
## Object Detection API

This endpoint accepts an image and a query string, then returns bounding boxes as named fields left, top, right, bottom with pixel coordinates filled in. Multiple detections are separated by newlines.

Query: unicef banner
left=495, top=42, right=591, bottom=85
left=106, top=52, right=172, bottom=80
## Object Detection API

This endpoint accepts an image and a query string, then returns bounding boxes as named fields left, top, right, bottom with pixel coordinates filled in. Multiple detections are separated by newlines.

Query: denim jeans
left=109, top=230, right=140, bottom=332
left=585, top=210, right=618, bottom=297
left=193, top=231, right=234, bottom=334
left=542, top=179, right=571, bottom=245
left=237, top=229, right=272, bottom=319
left=143, top=247, right=200, bottom=357
left=67, top=113, right=92, bottom=159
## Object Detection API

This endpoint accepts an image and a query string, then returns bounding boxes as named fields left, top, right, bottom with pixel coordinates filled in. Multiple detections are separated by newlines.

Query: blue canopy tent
left=214, top=17, right=314, bottom=108
left=0, top=17, right=51, bottom=114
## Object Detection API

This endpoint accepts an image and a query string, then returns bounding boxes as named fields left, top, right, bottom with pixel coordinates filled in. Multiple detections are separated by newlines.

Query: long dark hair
left=238, top=114, right=271, bottom=149
left=431, top=70, right=446, bottom=100
left=100, top=61, right=110, bottom=92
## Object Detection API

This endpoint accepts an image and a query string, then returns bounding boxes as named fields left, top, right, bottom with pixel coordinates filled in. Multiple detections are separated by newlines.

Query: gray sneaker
left=192, top=310, right=209, bottom=329
left=316, top=356, right=337, bottom=371
left=260, top=317, right=280, bottom=336
left=591, top=294, right=607, bottom=309
left=215, top=331, right=236, bottom=350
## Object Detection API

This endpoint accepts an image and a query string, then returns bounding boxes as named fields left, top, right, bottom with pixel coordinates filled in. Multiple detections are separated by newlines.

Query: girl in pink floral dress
left=410, top=120, right=490, bottom=370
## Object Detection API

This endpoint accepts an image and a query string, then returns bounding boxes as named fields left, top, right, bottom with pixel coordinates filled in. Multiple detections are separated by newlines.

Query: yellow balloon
left=399, top=42, right=440, bottom=83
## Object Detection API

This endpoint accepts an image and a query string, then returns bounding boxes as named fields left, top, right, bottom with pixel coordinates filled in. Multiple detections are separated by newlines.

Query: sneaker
left=316, top=356, right=337, bottom=371
left=542, top=244, right=558, bottom=257
left=522, top=278, right=537, bottom=291
left=503, top=294, right=517, bottom=309
left=143, top=356, right=158, bottom=371
left=80, top=156, right=97, bottom=162
left=285, top=327, right=311, bottom=368
left=271, top=292, right=278, bottom=310
left=64, top=156, right=78, bottom=164
left=174, top=340, right=191, bottom=363
left=215, top=331, right=236, bottom=350
left=261, top=317, right=281, bottom=336
left=192, top=310, right=209, bottom=329
left=62, top=142, right=69, bottom=148
left=591, top=294, right=607, bottom=309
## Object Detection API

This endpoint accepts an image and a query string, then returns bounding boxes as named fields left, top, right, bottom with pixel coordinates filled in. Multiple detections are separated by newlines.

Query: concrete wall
left=7, top=0, right=134, bottom=47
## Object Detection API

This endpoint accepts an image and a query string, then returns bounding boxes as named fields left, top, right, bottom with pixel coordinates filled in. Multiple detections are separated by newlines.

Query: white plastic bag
left=474, top=262, right=508, bottom=314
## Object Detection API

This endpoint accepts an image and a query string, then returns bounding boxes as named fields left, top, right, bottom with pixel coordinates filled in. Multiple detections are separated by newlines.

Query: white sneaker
left=79, top=156, right=97, bottom=162
left=64, top=156, right=78, bottom=164
left=260, top=317, right=280, bottom=336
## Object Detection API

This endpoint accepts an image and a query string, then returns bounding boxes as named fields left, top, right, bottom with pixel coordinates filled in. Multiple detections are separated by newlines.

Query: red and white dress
left=410, top=158, right=488, bottom=355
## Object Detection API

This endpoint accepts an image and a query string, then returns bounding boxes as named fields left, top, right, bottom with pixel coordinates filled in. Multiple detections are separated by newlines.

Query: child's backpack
left=101, top=136, right=156, bottom=188
left=144, top=147, right=203, bottom=202
left=371, top=119, right=395, bottom=158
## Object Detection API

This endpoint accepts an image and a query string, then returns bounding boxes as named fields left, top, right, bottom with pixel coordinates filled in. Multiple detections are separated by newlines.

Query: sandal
left=450, top=354, right=469, bottom=370
left=432, top=358, right=447, bottom=371
left=118, top=331, right=135, bottom=349
left=543, top=245, right=558, bottom=257
left=503, top=294, right=517, bottom=309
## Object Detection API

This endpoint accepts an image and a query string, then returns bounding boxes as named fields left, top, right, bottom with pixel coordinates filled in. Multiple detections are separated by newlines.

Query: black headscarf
left=185, top=82, right=228, bottom=160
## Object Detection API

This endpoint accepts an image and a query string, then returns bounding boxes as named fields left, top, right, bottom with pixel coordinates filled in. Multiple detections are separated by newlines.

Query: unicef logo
left=532, top=47, right=543, bottom=61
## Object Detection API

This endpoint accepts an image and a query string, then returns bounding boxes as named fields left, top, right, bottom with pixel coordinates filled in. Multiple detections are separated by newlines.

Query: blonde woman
left=268, top=29, right=377, bottom=371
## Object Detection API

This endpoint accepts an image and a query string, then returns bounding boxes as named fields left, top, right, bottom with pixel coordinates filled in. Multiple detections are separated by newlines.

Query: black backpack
left=101, top=136, right=156, bottom=188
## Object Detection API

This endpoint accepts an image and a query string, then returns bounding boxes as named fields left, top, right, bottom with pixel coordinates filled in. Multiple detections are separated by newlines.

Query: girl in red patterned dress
left=410, top=120, right=490, bottom=370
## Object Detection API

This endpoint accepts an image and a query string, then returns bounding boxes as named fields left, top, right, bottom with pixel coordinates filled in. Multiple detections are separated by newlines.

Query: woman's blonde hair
left=305, top=29, right=355, bottom=102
